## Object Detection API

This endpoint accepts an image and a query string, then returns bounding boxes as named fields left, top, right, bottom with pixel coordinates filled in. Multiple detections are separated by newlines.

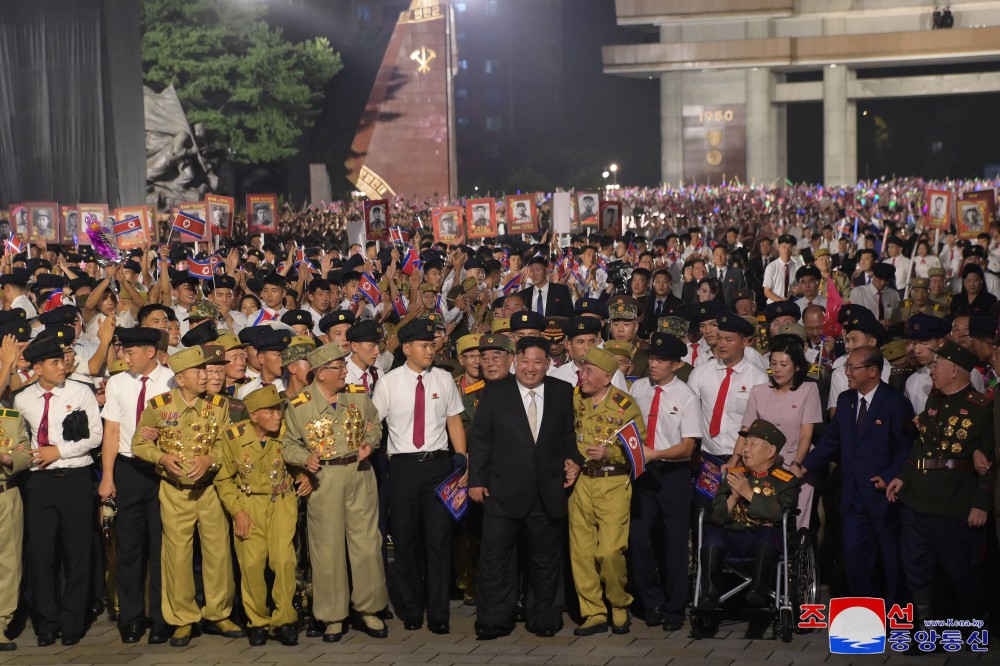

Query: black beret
left=764, top=300, right=801, bottom=323
left=574, top=297, right=608, bottom=319
left=692, top=301, right=723, bottom=323
left=648, top=332, right=687, bottom=361
left=116, top=326, right=163, bottom=348
left=905, top=314, right=950, bottom=340
left=844, top=312, right=886, bottom=344
left=963, top=244, right=986, bottom=259
left=509, top=311, right=546, bottom=331
left=837, top=303, right=866, bottom=325
left=716, top=310, right=755, bottom=336
left=342, top=255, right=366, bottom=272
left=465, top=258, right=484, bottom=271
left=0, top=268, right=30, bottom=288
left=0, top=321, right=31, bottom=342
left=563, top=316, right=602, bottom=338
left=181, top=321, right=220, bottom=348
left=214, top=274, right=236, bottom=290
left=38, top=305, right=79, bottom=327
left=319, top=310, right=355, bottom=332
left=346, top=319, right=380, bottom=343
left=777, top=234, right=797, bottom=246
left=968, top=316, right=997, bottom=340
left=31, top=273, right=65, bottom=292
left=36, top=325, right=75, bottom=346
left=123, top=260, right=142, bottom=273
left=254, top=327, right=292, bottom=353
left=170, top=270, right=197, bottom=289
left=399, top=319, right=436, bottom=344
left=795, top=265, right=821, bottom=281
left=871, top=263, right=895, bottom=281
left=25, top=258, right=52, bottom=273
left=68, top=277, right=94, bottom=293
left=238, top=325, right=272, bottom=347
left=280, top=309, right=313, bottom=328
left=23, top=337, right=65, bottom=365
left=0, top=309, right=26, bottom=326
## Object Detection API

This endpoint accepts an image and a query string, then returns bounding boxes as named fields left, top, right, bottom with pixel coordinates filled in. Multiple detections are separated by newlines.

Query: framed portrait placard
left=432, top=206, right=464, bottom=244
left=25, top=202, right=59, bottom=243
left=77, top=204, right=109, bottom=246
left=113, top=206, right=152, bottom=250
left=206, top=194, right=234, bottom=238
left=364, top=199, right=389, bottom=242
left=599, top=199, right=622, bottom=236
left=577, top=192, right=599, bottom=228
left=465, top=198, right=496, bottom=240
left=177, top=202, right=210, bottom=244
left=247, top=194, right=278, bottom=234
left=505, top=194, right=537, bottom=235
left=60, top=205, right=79, bottom=244
left=8, top=204, right=27, bottom=238
left=956, top=191, right=994, bottom=240
left=924, top=189, right=951, bottom=230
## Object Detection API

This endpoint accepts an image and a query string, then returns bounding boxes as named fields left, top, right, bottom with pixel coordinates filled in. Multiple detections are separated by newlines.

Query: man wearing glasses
left=796, top=346, right=914, bottom=605
left=282, top=342, right=388, bottom=643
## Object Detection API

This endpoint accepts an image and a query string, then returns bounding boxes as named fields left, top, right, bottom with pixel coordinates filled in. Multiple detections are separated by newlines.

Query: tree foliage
left=141, top=0, right=341, bottom=165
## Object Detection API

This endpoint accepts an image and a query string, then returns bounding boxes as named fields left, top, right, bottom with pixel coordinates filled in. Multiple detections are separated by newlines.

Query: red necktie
left=361, top=372, right=369, bottom=392
left=370, top=367, right=379, bottom=387
left=576, top=369, right=582, bottom=386
left=38, top=391, right=53, bottom=447
left=136, top=376, right=149, bottom=426
left=708, top=368, right=734, bottom=438
left=413, top=375, right=425, bottom=448
left=690, top=344, right=699, bottom=364
left=644, top=386, right=662, bottom=449
left=877, top=291, right=885, bottom=320
left=783, top=262, right=790, bottom=296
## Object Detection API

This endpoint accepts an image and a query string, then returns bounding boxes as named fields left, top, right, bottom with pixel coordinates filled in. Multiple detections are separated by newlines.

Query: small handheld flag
left=187, top=257, right=214, bottom=280
left=389, top=226, right=409, bottom=245
left=615, top=420, right=645, bottom=479
left=401, top=247, right=422, bottom=276
left=501, top=273, right=522, bottom=295
left=252, top=308, right=276, bottom=326
left=391, top=294, right=408, bottom=317
left=113, top=215, right=142, bottom=237
left=5, top=233, right=24, bottom=255
left=358, top=272, right=381, bottom=306
left=172, top=211, right=207, bottom=239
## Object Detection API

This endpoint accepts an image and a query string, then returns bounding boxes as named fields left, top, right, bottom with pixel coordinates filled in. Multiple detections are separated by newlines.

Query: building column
left=746, top=67, right=784, bottom=185
left=823, top=65, right=857, bottom=186
left=660, top=72, right=683, bottom=186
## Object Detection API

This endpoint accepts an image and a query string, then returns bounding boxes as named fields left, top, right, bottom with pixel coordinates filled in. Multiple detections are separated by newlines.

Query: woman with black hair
left=949, top=263, right=997, bottom=316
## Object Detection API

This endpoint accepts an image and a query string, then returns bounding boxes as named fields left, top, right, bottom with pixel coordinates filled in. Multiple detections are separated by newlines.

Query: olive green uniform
left=215, top=421, right=298, bottom=630
left=568, top=387, right=646, bottom=621
left=891, top=300, right=947, bottom=323
left=0, top=410, right=30, bottom=646
left=132, top=390, right=235, bottom=628
left=710, top=464, right=800, bottom=528
left=454, top=374, right=485, bottom=598
left=282, top=382, right=387, bottom=625
left=630, top=343, right=649, bottom=379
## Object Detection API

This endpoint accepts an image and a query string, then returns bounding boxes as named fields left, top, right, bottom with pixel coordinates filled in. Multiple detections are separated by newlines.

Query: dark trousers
left=476, top=492, right=565, bottom=631
left=628, top=460, right=692, bottom=620
left=703, top=524, right=780, bottom=554
left=840, top=485, right=901, bottom=604
left=24, top=469, right=94, bottom=638
left=113, top=456, right=164, bottom=628
left=388, top=455, right=452, bottom=624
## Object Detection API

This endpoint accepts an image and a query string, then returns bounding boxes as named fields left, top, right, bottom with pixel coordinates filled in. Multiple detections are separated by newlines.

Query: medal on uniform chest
left=306, top=417, right=335, bottom=457
left=342, top=404, right=364, bottom=452
left=269, top=457, right=289, bottom=500
left=238, top=451, right=255, bottom=495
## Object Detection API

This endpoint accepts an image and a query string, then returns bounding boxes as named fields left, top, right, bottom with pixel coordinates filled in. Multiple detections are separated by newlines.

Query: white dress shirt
left=762, top=258, right=803, bottom=303
left=531, top=282, right=550, bottom=315
left=302, top=304, right=327, bottom=338
left=794, top=295, right=828, bottom=312
left=547, top=359, right=629, bottom=392
left=827, top=355, right=893, bottom=410
left=577, top=265, right=607, bottom=299
left=14, top=379, right=103, bottom=470
left=346, top=354, right=379, bottom=395
left=630, top=376, right=701, bottom=457
left=236, top=375, right=285, bottom=399
left=102, top=364, right=175, bottom=457
left=11, top=293, right=37, bottom=319
left=372, top=365, right=464, bottom=454
left=688, top=356, right=769, bottom=456
left=848, top=283, right=900, bottom=322
left=516, top=379, right=544, bottom=441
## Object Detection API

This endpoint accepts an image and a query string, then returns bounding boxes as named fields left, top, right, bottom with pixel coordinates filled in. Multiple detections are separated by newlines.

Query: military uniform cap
left=658, top=315, right=690, bottom=340
left=319, top=310, right=355, bottom=332
left=542, top=316, right=567, bottom=341
left=36, top=325, right=74, bottom=348
left=306, top=341, right=347, bottom=370
left=608, top=299, right=638, bottom=321
left=214, top=274, right=236, bottom=290
left=648, top=332, right=687, bottom=361
left=813, top=248, right=830, bottom=258
left=933, top=339, right=978, bottom=372
left=771, top=322, right=807, bottom=344
left=399, top=319, right=436, bottom=344
left=880, top=339, right=908, bottom=362
left=109, top=359, right=129, bottom=376
left=216, top=332, right=248, bottom=351
left=733, top=289, right=755, bottom=304
left=872, top=262, right=896, bottom=281
left=844, top=311, right=886, bottom=344
left=37, top=305, right=78, bottom=326
left=239, top=325, right=271, bottom=347
left=457, top=333, right=483, bottom=355
left=280, top=309, right=313, bottom=328
left=906, top=313, right=949, bottom=340
left=68, top=277, right=93, bottom=292
left=462, top=277, right=478, bottom=292
left=244, top=385, right=282, bottom=413
left=739, top=418, right=786, bottom=450
left=419, top=283, right=437, bottom=294
left=201, top=344, right=228, bottom=365
left=693, top=301, right=723, bottom=322
left=963, top=244, right=986, bottom=259
left=0, top=268, right=30, bottom=288
left=169, top=271, right=197, bottom=289
left=583, top=348, right=618, bottom=375
left=168, top=345, right=210, bottom=373
left=254, top=328, right=292, bottom=353
left=968, top=316, right=997, bottom=340
left=0, top=321, right=31, bottom=342
left=23, top=337, right=64, bottom=365
left=32, top=273, right=65, bottom=291
left=281, top=335, right=317, bottom=366
left=422, top=313, right=446, bottom=330
left=116, top=326, right=163, bottom=348
left=603, top=340, right=634, bottom=359
left=491, top=317, right=511, bottom=333
left=478, top=333, right=513, bottom=353
left=510, top=311, right=545, bottom=331
left=187, top=300, right=220, bottom=322
left=795, top=265, right=821, bottom=281
left=909, top=277, right=930, bottom=290
left=777, top=234, right=797, bottom=246
left=927, top=267, right=947, bottom=278
left=346, top=319, right=380, bottom=343
left=574, top=297, right=608, bottom=319
left=563, top=316, right=602, bottom=338
left=181, top=321, right=219, bottom=348
left=764, top=300, right=801, bottom=323
left=717, top=310, right=755, bottom=336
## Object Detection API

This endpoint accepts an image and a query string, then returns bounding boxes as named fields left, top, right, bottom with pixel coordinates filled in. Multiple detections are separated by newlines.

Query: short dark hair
left=516, top=336, right=550, bottom=358
left=137, top=303, right=172, bottom=325
left=652, top=268, right=672, bottom=282
left=307, top=278, right=331, bottom=294
left=768, top=335, right=809, bottom=391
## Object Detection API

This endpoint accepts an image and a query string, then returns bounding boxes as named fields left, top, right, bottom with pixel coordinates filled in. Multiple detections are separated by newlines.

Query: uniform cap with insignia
left=813, top=248, right=830, bottom=258
left=116, top=326, right=163, bottom=348
left=738, top=418, right=786, bottom=451
left=32, top=273, right=65, bottom=292
left=658, top=316, right=690, bottom=340
left=0, top=321, right=31, bottom=342
left=795, top=265, right=821, bottom=281
left=109, top=359, right=130, bottom=376
left=771, top=322, right=807, bottom=344
left=254, top=328, right=292, bottom=353
left=733, top=289, right=755, bottom=304
left=716, top=310, right=756, bottom=336
left=491, top=317, right=511, bottom=333
left=0, top=268, right=30, bottom=288
left=932, top=339, right=978, bottom=372
left=927, top=267, right=947, bottom=278
left=167, top=345, right=211, bottom=373
left=23, top=337, right=66, bottom=365
left=181, top=320, right=219, bottom=348
left=963, top=244, right=986, bottom=259
left=844, top=311, right=886, bottom=345
left=399, top=319, right=437, bottom=344
left=777, top=234, right=797, bottom=246
left=607, top=298, right=638, bottom=321
left=648, top=332, right=687, bottom=361
left=462, top=277, right=478, bottom=292
left=457, top=333, right=483, bottom=355
left=280, top=309, right=313, bottom=328
left=510, top=311, right=545, bottom=331
left=909, top=277, right=930, bottom=290
left=306, top=341, right=348, bottom=370
left=764, top=300, right=801, bottom=323
left=422, top=313, right=446, bottom=330
left=36, top=325, right=74, bottom=348
left=216, top=332, right=249, bottom=351
left=905, top=313, right=950, bottom=340
left=693, top=301, right=723, bottom=323
left=837, top=303, right=865, bottom=324
left=563, top=315, right=602, bottom=338
left=282, top=335, right=318, bottom=365
left=478, top=333, right=513, bottom=353
left=880, top=339, right=908, bottom=362
left=244, top=385, right=282, bottom=413
left=318, top=310, right=355, bottom=333
left=187, top=299, right=221, bottom=322
left=872, top=262, right=895, bottom=281
left=37, top=305, right=79, bottom=327
left=574, top=297, right=609, bottom=319
left=583, top=347, right=618, bottom=376
left=0, top=308, right=27, bottom=327
left=542, top=316, right=567, bottom=341
left=419, top=283, right=438, bottom=294
left=968, top=316, right=997, bottom=341
left=201, top=344, right=228, bottom=365
left=603, top=340, right=635, bottom=359
left=346, top=319, right=381, bottom=343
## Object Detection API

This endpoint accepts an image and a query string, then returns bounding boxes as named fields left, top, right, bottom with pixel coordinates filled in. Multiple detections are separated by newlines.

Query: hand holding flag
left=172, top=211, right=207, bottom=240
left=615, top=420, right=645, bottom=479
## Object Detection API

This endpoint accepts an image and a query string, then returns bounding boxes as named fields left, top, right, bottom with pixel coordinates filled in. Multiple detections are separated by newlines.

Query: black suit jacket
left=519, top=282, right=573, bottom=318
left=469, top=376, right=582, bottom=519
left=709, top=265, right=747, bottom=306
left=640, top=293, right=683, bottom=338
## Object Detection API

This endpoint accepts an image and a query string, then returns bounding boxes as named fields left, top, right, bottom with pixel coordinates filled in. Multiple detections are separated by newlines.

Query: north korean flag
left=43, top=290, right=65, bottom=312
left=389, top=226, right=408, bottom=245
left=113, top=215, right=142, bottom=237
left=501, top=273, right=522, bottom=295
left=5, top=233, right=24, bottom=255
left=187, top=257, right=214, bottom=280
left=616, top=420, right=645, bottom=479
left=401, top=247, right=422, bottom=276
left=172, top=211, right=207, bottom=239
left=392, top=294, right=408, bottom=317
left=358, top=272, right=381, bottom=305
left=252, top=308, right=276, bottom=326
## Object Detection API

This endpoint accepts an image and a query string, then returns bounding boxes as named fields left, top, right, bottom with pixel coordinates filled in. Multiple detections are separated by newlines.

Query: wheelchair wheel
left=791, top=528, right=820, bottom=633
left=779, top=608, right=793, bottom=643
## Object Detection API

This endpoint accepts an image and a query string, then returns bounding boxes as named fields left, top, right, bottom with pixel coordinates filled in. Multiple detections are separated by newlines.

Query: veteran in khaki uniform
left=282, top=342, right=388, bottom=643
left=216, top=386, right=310, bottom=647
left=570, top=348, right=646, bottom=636
left=131, top=346, right=241, bottom=647
left=454, top=333, right=485, bottom=604
left=0, top=410, right=30, bottom=651
left=891, top=278, right=947, bottom=323
left=203, top=344, right=249, bottom=422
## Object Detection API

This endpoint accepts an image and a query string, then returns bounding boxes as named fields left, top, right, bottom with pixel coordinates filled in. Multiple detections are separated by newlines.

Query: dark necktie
left=362, top=372, right=370, bottom=392
left=413, top=375, right=425, bottom=448
left=576, top=369, right=582, bottom=386
left=535, top=290, right=544, bottom=315
left=856, top=396, right=868, bottom=431
left=38, top=391, right=53, bottom=447
left=783, top=262, right=790, bottom=296
left=877, top=291, right=885, bottom=320
left=644, top=386, right=662, bottom=449
left=654, top=300, right=664, bottom=321
left=136, top=376, right=149, bottom=426
left=370, top=367, right=379, bottom=387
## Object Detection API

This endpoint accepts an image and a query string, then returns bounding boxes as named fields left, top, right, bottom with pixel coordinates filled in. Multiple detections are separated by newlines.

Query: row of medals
left=574, top=402, right=622, bottom=447
left=305, top=404, right=364, bottom=459
left=924, top=415, right=973, bottom=454
left=237, top=453, right=289, bottom=501
left=160, top=406, right=220, bottom=463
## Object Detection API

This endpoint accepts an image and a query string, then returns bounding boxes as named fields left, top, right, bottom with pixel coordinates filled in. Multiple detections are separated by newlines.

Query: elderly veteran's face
left=578, top=361, right=611, bottom=395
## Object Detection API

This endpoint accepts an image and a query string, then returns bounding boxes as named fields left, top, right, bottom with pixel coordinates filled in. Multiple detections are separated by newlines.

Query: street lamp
left=602, top=170, right=610, bottom=190
left=609, top=163, right=618, bottom=187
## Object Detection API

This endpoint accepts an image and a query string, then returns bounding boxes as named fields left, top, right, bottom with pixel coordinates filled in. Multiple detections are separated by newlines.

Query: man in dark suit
left=521, top=256, right=573, bottom=318
left=640, top=269, right=683, bottom=339
left=469, top=336, right=583, bottom=639
left=708, top=245, right=747, bottom=307
left=797, top=345, right=914, bottom=604
left=747, top=237, right=772, bottom=306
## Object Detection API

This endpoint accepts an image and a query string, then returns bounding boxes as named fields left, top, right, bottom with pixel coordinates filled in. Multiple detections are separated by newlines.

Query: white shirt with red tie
left=687, top=356, right=769, bottom=456
left=346, top=354, right=380, bottom=394
left=629, top=376, right=701, bottom=458
left=14, top=379, right=103, bottom=470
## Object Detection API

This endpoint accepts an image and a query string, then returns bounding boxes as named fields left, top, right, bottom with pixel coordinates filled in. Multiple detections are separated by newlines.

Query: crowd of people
left=0, top=176, right=997, bottom=654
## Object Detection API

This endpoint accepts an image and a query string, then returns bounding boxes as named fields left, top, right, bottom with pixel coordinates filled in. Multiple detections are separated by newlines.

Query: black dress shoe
left=663, top=616, right=684, bottom=632
left=533, top=625, right=560, bottom=638
left=514, top=601, right=527, bottom=623
left=120, top=621, right=145, bottom=643
left=61, top=635, right=81, bottom=646
left=275, top=624, right=298, bottom=646
left=644, top=608, right=664, bottom=627
left=0, top=641, right=15, bottom=651
left=148, top=625, right=171, bottom=644
left=36, top=633, right=57, bottom=647
left=248, top=627, right=268, bottom=646
left=305, top=618, right=324, bottom=638
left=376, top=607, right=394, bottom=621
left=427, top=620, right=450, bottom=635
left=403, top=619, right=423, bottom=631
left=475, top=624, right=510, bottom=641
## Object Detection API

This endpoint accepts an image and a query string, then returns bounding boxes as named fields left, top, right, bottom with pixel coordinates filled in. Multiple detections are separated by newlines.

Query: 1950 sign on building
left=682, top=105, right=746, bottom=185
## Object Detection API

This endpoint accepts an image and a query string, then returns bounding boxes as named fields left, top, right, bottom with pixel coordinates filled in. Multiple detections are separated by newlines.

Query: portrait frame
left=25, top=201, right=59, bottom=243
left=364, top=199, right=389, bottom=242
left=247, top=194, right=278, bottom=234
left=465, top=198, right=497, bottom=240
left=432, top=206, right=465, bottom=244
left=206, top=194, right=234, bottom=238
left=577, top=192, right=599, bottom=228
left=113, top=206, right=152, bottom=250
left=924, top=189, right=951, bottom=231
left=8, top=204, right=28, bottom=239
left=956, top=195, right=989, bottom=240
left=505, top=194, right=538, bottom=235
left=60, top=205, right=79, bottom=244
left=177, top=201, right=210, bottom=244
left=599, top=199, right=622, bottom=237
left=76, top=203, right=109, bottom=246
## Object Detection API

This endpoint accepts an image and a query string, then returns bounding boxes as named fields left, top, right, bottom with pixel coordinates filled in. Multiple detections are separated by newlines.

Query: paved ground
left=0, top=602, right=986, bottom=666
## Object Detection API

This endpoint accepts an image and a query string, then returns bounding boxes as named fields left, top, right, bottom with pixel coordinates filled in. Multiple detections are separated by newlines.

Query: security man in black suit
left=469, top=336, right=583, bottom=639
left=521, top=256, right=574, bottom=318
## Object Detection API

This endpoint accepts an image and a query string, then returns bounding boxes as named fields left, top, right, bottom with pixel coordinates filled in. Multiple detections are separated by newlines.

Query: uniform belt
left=582, top=465, right=629, bottom=479
left=162, top=476, right=213, bottom=492
left=0, top=481, right=11, bottom=494
left=319, top=452, right=360, bottom=466
left=916, top=458, right=974, bottom=471
left=35, top=467, right=89, bottom=478
left=392, top=450, right=449, bottom=461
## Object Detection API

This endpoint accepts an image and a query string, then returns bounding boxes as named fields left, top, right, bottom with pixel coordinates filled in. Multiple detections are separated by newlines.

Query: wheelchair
left=689, top=509, right=819, bottom=642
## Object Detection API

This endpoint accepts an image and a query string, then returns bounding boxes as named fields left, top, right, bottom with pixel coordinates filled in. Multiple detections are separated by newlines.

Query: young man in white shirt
left=762, top=234, right=802, bottom=304
left=548, top=316, right=629, bottom=390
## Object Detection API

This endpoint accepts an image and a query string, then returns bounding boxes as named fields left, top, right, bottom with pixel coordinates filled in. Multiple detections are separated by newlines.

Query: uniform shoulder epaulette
left=0, top=408, right=19, bottom=419
left=150, top=392, right=172, bottom=409
left=613, top=390, right=633, bottom=411
left=208, top=394, right=226, bottom=407
left=290, top=390, right=312, bottom=407
left=968, top=391, right=991, bottom=407
left=346, top=384, right=367, bottom=393
left=772, top=468, right=794, bottom=482
left=574, top=386, right=581, bottom=395
left=226, top=423, right=246, bottom=439
left=464, top=379, right=485, bottom=394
